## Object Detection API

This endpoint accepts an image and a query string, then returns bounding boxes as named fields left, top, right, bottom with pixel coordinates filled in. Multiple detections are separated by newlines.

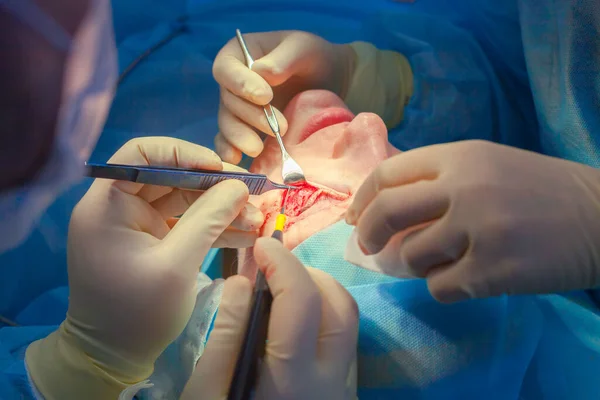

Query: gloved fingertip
left=253, top=60, right=290, bottom=87
left=243, top=204, right=265, bottom=226
left=228, top=150, right=243, bottom=165
left=253, top=237, right=286, bottom=271
left=213, top=179, right=250, bottom=203
left=357, top=239, right=372, bottom=256
left=215, top=138, right=243, bottom=165
left=430, top=289, right=467, bottom=304
left=221, top=162, right=249, bottom=173
left=273, top=108, right=288, bottom=135
left=244, top=140, right=265, bottom=158
left=243, top=81, right=272, bottom=105
left=427, top=271, right=469, bottom=304
left=345, top=210, right=357, bottom=225
left=253, top=59, right=282, bottom=76
left=234, top=206, right=264, bottom=232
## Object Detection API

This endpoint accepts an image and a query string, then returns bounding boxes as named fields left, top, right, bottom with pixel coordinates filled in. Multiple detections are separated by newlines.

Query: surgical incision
left=281, top=182, right=349, bottom=226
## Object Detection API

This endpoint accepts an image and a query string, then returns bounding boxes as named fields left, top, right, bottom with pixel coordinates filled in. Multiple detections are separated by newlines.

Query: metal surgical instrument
left=85, top=162, right=295, bottom=195
left=228, top=190, right=289, bottom=400
left=235, top=29, right=306, bottom=186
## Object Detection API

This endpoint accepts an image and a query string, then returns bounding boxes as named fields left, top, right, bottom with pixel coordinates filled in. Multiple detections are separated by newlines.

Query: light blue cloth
left=293, top=221, right=600, bottom=399
left=2, top=0, right=600, bottom=398
left=133, top=222, right=600, bottom=398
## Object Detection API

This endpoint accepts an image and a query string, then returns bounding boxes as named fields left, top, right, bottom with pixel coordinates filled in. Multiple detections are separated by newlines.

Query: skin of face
left=238, top=89, right=400, bottom=278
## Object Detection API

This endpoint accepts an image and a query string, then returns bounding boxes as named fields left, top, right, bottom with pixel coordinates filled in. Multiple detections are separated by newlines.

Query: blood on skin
left=258, top=182, right=350, bottom=237
left=282, top=182, right=349, bottom=228
left=284, top=182, right=328, bottom=217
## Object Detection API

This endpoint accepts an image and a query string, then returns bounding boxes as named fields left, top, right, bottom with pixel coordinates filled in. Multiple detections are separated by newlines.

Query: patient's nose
left=333, top=112, right=389, bottom=159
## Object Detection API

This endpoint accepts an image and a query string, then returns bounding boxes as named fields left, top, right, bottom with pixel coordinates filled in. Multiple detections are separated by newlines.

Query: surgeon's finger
left=346, top=146, right=444, bottom=225
left=107, top=137, right=223, bottom=198
left=136, top=185, right=173, bottom=204
left=180, top=275, right=253, bottom=399
left=374, top=218, right=468, bottom=278
left=218, top=100, right=265, bottom=157
left=254, top=238, right=321, bottom=370
left=215, top=132, right=242, bottom=165
left=213, top=228, right=259, bottom=248
left=221, top=87, right=288, bottom=137
left=222, top=162, right=249, bottom=173
left=400, top=218, right=469, bottom=278
left=166, top=218, right=257, bottom=248
left=160, top=180, right=249, bottom=271
left=356, top=180, right=450, bottom=254
left=213, top=42, right=273, bottom=105
left=151, top=190, right=263, bottom=230
left=149, top=189, right=201, bottom=219
left=425, top=258, right=482, bottom=304
left=252, top=32, right=328, bottom=87
left=305, top=268, right=358, bottom=375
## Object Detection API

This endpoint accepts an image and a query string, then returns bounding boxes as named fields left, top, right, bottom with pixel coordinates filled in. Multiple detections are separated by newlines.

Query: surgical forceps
left=85, top=162, right=295, bottom=195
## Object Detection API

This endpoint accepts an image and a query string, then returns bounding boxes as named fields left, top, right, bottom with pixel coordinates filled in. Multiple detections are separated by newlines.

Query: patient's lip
left=298, top=107, right=354, bottom=143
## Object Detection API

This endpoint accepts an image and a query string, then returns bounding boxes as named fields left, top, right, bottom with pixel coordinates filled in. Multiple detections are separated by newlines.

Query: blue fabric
left=293, top=221, right=600, bottom=398
left=517, top=0, right=600, bottom=167
left=0, top=0, right=530, bottom=328
left=0, top=326, right=57, bottom=399
left=363, top=8, right=538, bottom=152
left=2, top=0, right=600, bottom=397
left=0, top=0, right=534, bottom=321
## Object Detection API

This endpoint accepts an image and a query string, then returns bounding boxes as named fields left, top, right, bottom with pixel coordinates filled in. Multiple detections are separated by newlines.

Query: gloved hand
left=181, top=238, right=359, bottom=399
left=26, top=137, right=265, bottom=399
left=212, top=30, right=413, bottom=164
left=212, top=30, right=355, bottom=164
left=346, top=140, right=600, bottom=303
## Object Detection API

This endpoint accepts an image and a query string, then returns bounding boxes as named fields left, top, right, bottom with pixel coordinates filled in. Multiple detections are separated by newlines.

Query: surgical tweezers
left=85, top=162, right=295, bottom=195
left=235, top=29, right=306, bottom=186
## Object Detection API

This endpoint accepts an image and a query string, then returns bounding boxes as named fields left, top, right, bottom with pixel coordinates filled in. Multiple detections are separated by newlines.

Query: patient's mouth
left=298, top=108, right=354, bottom=142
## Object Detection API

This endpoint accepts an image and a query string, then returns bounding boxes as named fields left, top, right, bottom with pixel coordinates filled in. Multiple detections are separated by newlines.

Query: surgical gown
left=1, top=0, right=599, bottom=398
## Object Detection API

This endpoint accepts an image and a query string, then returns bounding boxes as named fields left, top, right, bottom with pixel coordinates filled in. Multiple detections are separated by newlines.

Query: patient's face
left=238, top=90, right=399, bottom=275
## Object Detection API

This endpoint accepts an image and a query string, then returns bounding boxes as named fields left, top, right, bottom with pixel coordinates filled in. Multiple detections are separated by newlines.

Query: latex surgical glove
left=213, top=31, right=412, bottom=164
left=346, top=140, right=600, bottom=303
left=181, top=238, right=359, bottom=399
left=212, top=30, right=355, bottom=164
left=26, top=137, right=265, bottom=399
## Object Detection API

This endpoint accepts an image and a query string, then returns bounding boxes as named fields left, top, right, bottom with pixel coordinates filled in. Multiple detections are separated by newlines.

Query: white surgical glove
left=181, top=238, right=359, bottom=400
left=212, top=31, right=412, bottom=164
left=346, top=140, right=600, bottom=303
left=344, top=41, right=413, bottom=129
left=26, top=137, right=264, bottom=399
